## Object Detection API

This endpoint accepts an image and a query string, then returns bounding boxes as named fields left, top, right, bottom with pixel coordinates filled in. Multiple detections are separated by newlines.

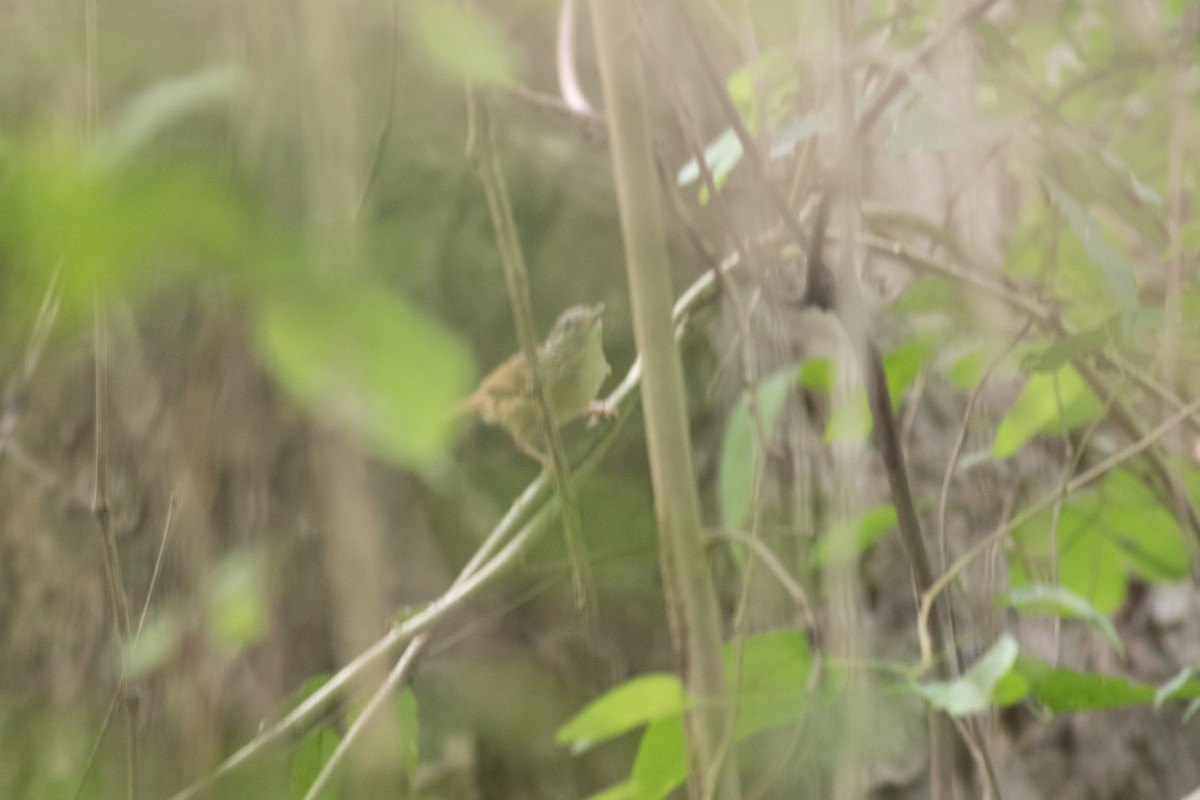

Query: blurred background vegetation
left=2, top=0, right=1200, bottom=798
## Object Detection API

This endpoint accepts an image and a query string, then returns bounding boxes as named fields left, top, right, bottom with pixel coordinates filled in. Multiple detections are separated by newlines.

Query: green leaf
left=409, top=1, right=517, bottom=86
left=626, top=717, right=687, bottom=800
left=287, top=674, right=333, bottom=712
left=1097, top=469, right=1190, bottom=582
left=676, top=129, right=743, bottom=204
left=797, top=357, right=833, bottom=393
left=889, top=274, right=957, bottom=316
left=814, top=340, right=933, bottom=445
left=585, top=781, right=642, bottom=800
left=207, top=548, right=268, bottom=653
left=825, top=393, right=873, bottom=444
left=395, top=688, right=419, bottom=779
left=1015, top=656, right=1200, bottom=714
left=576, top=631, right=814, bottom=800
left=1043, top=177, right=1138, bottom=313
left=992, top=363, right=1099, bottom=458
left=1009, top=500, right=1129, bottom=614
left=727, top=49, right=800, bottom=134
left=256, top=282, right=474, bottom=472
left=1015, top=657, right=1155, bottom=713
left=556, top=674, right=686, bottom=754
left=810, top=504, right=899, bottom=567
left=914, top=635, right=1019, bottom=716
left=1154, top=664, right=1200, bottom=709
left=946, top=339, right=1016, bottom=389
left=725, top=629, right=814, bottom=738
left=1020, top=322, right=1115, bottom=372
left=718, top=369, right=795, bottom=530
left=121, top=612, right=181, bottom=678
left=1000, top=584, right=1122, bottom=655
left=289, top=727, right=341, bottom=800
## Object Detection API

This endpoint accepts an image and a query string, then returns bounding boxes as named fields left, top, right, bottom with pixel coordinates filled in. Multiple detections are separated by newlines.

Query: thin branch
left=467, top=88, right=596, bottom=612
left=302, top=634, right=429, bottom=800
left=167, top=243, right=736, bottom=800
left=919, top=393, right=1200, bottom=659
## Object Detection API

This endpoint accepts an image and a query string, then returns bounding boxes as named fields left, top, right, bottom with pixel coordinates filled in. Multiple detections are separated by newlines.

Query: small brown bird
left=461, top=303, right=612, bottom=461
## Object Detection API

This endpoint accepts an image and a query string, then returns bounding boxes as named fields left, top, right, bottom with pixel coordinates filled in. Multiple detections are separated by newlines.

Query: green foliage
left=207, top=548, right=269, bottom=653
left=809, top=503, right=898, bottom=567
left=992, top=363, right=1100, bottom=459
left=999, top=584, right=1123, bottom=655
left=256, top=281, right=475, bottom=473
left=675, top=129, right=742, bottom=204
left=569, top=630, right=814, bottom=800
left=717, top=369, right=795, bottom=531
left=1043, top=177, right=1137, bottom=314
left=915, top=635, right=1020, bottom=717
left=795, top=338, right=935, bottom=445
left=556, top=674, right=686, bottom=755
left=396, top=688, right=420, bottom=781
left=289, top=727, right=342, bottom=800
left=1009, top=468, right=1190, bottom=614
left=121, top=611, right=181, bottom=678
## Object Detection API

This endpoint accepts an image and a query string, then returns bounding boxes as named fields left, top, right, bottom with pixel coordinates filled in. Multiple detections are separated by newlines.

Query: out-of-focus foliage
left=4, top=0, right=1200, bottom=797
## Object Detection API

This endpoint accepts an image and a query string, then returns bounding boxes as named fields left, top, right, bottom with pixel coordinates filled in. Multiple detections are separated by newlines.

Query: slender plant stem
left=467, top=89, right=596, bottom=612
left=590, top=4, right=739, bottom=798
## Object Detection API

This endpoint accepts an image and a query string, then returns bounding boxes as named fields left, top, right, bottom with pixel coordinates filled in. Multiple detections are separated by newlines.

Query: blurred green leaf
left=993, top=363, right=1099, bottom=459
left=1009, top=500, right=1128, bottom=614
left=1043, top=177, right=1137, bottom=312
left=889, top=274, right=957, bottom=317
left=718, top=369, right=795, bottom=530
left=410, top=1, right=517, bottom=86
left=914, top=635, right=1019, bottom=716
left=289, top=727, right=341, bottom=800
left=726, top=629, right=814, bottom=738
left=396, top=688, right=419, bottom=779
left=797, top=340, right=932, bottom=446
left=1021, top=323, right=1114, bottom=372
left=676, top=129, right=743, bottom=204
left=256, top=282, right=474, bottom=472
left=1155, top=664, right=1200, bottom=709
left=579, top=631, right=813, bottom=799
left=797, top=357, right=833, bottom=393
left=810, top=504, right=898, bottom=567
left=557, top=674, right=686, bottom=754
left=1097, top=469, right=1190, bottom=583
left=1015, top=657, right=1154, bottom=713
left=727, top=49, right=799, bottom=135
left=1000, top=584, right=1122, bottom=655
left=287, top=674, right=334, bottom=712
left=207, top=548, right=268, bottom=653
left=122, top=612, right=181, bottom=678
left=626, top=717, right=687, bottom=800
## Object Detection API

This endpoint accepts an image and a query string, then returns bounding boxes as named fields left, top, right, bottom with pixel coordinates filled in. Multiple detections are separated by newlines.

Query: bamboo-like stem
left=467, top=89, right=596, bottom=612
left=589, top=4, right=739, bottom=798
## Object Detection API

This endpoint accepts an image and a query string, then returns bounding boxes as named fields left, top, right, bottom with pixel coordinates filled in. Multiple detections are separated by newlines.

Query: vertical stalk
left=589, top=4, right=739, bottom=798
